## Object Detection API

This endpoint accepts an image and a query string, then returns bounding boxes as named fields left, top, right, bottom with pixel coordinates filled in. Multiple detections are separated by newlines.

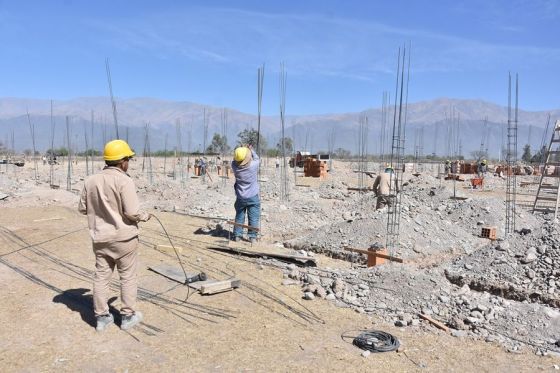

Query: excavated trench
left=283, top=241, right=368, bottom=264
left=445, top=270, right=560, bottom=308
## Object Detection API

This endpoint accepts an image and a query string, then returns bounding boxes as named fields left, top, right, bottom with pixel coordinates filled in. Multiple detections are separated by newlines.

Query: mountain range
left=0, top=97, right=558, bottom=159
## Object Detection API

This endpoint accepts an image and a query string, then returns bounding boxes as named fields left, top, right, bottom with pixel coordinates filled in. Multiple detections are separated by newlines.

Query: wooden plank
left=148, top=264, right=200, bottom=284
left=226, top=221, right=260, bottom=231
left=344, top=247, right=404, bottom=263
left=418, top=313, right=449, bottom=332
left=206, top=245, right=317, bottom=267
left=200, top=279, right=241, bottom=295
left=187, top=279, right=217, bottom=291
left=154, top=244, right=183, bottom=254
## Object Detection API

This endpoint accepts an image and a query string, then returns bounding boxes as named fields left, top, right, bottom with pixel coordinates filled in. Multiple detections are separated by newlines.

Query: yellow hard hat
left=234, top=147, right=249, bottom=162
left=103, top=139, right=135, bottom=161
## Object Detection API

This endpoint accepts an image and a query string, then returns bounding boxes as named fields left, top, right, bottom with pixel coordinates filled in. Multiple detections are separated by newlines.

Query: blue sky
left=0, top=0, right=558, bottom=115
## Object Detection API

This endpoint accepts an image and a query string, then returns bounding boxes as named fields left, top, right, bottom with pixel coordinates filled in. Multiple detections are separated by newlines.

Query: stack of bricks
left=217, top=165, right=230, bottom=177
left=460, top=163, right=477, bottom=174
left=303, top=158, right=327, bottom=178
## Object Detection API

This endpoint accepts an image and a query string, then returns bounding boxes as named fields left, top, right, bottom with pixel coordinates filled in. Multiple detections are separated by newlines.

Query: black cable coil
left=352, top=330, right=400, bottom=353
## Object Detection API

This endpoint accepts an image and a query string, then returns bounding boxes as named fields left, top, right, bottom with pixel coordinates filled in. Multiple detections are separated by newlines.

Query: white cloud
left=86, top=6, right=560, bottom=80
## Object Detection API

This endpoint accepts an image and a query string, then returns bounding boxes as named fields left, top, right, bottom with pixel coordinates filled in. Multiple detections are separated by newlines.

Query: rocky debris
left=5, top=160, right=560, bottom=356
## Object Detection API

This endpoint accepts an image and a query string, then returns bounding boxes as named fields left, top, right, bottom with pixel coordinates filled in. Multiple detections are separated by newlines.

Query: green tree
left=531, top=145, right=547, bottom=163
left=334, top=147, right=351, bottom=159
left=237, top=129, right=267, bottom=151
left=521, top=144, right=532, bottom=162
left=470, top=150, right=488, bottom=161
left=47, top=147, right=69, bottom=156
left=206, top=133, right=230, bottom=154
left=276, top=137, right=293, bottom=155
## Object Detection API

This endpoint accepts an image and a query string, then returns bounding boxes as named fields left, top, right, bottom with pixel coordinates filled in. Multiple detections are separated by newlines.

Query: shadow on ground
left=53, top=288, right=118, bottom=328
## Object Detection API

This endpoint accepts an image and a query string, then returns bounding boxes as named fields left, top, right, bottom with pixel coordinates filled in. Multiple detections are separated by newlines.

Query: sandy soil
left=0, top=202, right=558, bottom=372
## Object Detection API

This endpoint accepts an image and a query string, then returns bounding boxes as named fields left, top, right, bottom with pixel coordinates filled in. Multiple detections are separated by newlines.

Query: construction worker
left=78, top=139, right=150, bottom=332
left=200, top=157, right=207, bottom=176
left=451, top=160, right=459, bottom=174
left=373, top=166, right=398, bottom=210
left=444, top=160, right=451, bottom=174
left=478, top=159, right=488, bottom=178
left=231, top=145, right=260, bottom=242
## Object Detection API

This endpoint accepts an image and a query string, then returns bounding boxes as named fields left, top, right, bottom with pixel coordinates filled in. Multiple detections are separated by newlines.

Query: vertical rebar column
left=202, top=108, right=209, bottom=183
left=26, top=111, right=39, bottom=182
left=221, top=108, right=228, bottom=189
left=327, top=127, right=335, bottom=173
left=84, top=122, right=90, bottom=176
left=163, top=133, right=168, bottom=176
left=357, top=115, right=368, bottom=192
left=176, top=119, right=184, bottom=186
left=49, top=101, right=56, bottom=185
left=256, top=64, right=265, bottom=164
left=90, top=110, right=95, bottom=173
left=279, top=62, right=289, bottom=201
left=386, top=44, right=411, bottom=255
left=66, top=116, right=72, bottom=191
left=505, top=73, right=518, bottom=235
left=105, top=58, right=120, bottom=139
left=146, top=123, right=153, bottom=184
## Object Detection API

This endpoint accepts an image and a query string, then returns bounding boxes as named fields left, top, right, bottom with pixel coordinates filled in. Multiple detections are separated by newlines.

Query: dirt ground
left=0, top=207, right=559, bottom=372
left=1, top=201, right=559, bottom=372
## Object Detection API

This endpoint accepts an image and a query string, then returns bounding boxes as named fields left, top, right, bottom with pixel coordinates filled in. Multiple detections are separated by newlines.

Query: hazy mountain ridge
left=0, top=97, right=558, bottom=158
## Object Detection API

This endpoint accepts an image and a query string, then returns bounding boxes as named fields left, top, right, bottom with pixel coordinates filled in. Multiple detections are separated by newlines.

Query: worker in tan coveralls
left=372, top=166, right=398, bottom=210
left=78, top=139, right=150, bottom=332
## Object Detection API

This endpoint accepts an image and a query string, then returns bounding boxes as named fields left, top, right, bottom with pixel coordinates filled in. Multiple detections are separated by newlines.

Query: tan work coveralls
left=78, top=166, right=149, bottom=317
left=372, top=172, right=397, bottom=210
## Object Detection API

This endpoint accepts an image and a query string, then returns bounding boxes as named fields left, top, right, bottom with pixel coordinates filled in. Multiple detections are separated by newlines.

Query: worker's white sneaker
left=95, top=313, right=114, bottom=332
left=121, top=311, right=143, bottom=331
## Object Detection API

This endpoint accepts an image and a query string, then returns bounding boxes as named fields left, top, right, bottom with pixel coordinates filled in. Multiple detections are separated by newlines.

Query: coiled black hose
left=352, top=330, right=400, bottom=353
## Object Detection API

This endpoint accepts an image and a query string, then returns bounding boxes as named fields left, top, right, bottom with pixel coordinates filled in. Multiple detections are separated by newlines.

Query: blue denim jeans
left=234, top=195, right=260, bottom=239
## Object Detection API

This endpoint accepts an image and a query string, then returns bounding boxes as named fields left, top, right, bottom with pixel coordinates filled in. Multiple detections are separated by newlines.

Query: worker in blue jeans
left=231, top=145, right=260, bottom=243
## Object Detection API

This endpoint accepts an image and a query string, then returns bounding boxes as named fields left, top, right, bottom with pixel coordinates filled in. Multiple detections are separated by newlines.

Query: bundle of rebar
left=279, top=63, right=289, bottom=201
left=505, top=73, right=519, bottom=235
left=386, top=43, right=411, bottom=254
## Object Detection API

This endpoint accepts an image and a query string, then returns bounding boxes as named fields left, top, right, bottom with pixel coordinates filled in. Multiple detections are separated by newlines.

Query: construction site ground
left=0, top=159, right=559, bottom=372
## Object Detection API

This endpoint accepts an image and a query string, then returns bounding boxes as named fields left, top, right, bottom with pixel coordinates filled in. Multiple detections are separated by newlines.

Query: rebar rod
left=49, top=101, right=55, bottom=185
left=66, top=116, right=72, bottom=191
left=84, top=121, right=89, bottom=176
left=279, top=62, right=289, bottom=201
left=163, top=133, right=168, bottom=175
left=26, top=110, right=38, bottom=182
left=90, top=110, right=95, bottom=173
left=105, top=58, right=119, bottom=139
left=256, top=64, right=265, bottom=157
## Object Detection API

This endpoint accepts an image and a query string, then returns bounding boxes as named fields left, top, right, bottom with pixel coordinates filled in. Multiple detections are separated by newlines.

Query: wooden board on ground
left=344, top=247, right=404, bottom=263
left=148, top=264, right=241, bottom=294
left=148, top=263, right=200, bottom=284
left=206, top=245, right=317, bottom=267
left=418, top=313, right=449, bottom=332
left=200, top=279, right=241, bottom=295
